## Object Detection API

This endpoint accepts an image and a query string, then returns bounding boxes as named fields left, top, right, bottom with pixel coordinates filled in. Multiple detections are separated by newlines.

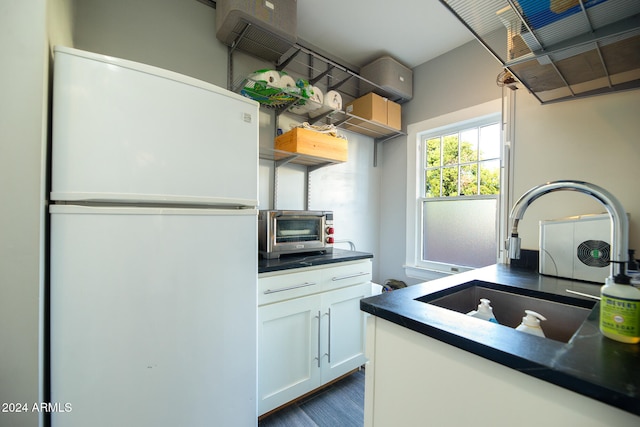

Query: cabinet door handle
left=331, top=272, right=369, bottom=281
left=263, top=281, right=317, bottom=294
left=325, top=308, right=331, bottom=364
left=314, top=311, right=321, bottom=368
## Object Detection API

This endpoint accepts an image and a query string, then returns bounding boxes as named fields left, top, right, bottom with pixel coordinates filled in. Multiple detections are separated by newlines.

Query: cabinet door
left=320, top=283, right=370, bottom=384
left=258, top=294, right=322, bottom=416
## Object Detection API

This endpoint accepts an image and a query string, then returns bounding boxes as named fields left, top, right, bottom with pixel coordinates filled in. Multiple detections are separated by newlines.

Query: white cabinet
left=258, top=293, right=322, bottom=414
left=364, top=317, right=639, bottom=427
left=258, top=259, right=371, bottom=416
left=320, top=283, right=369, bottom=384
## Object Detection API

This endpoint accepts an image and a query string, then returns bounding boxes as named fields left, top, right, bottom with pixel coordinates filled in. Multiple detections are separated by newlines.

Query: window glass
left=419, top=117, right=501, bottom=269
left=422, top=198, right=498, bottom=268
left=479, top=123, right=501, bottom=161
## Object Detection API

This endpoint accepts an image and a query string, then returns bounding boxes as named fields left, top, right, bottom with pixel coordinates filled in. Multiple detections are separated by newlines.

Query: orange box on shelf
left=344, top=92, right=401, bottom=131
left=274, top=127, right=348, bottom=163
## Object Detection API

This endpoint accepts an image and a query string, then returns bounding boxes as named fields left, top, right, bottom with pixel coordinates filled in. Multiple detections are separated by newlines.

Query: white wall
left=72, top=0, right=227, bottom=88
left=307, top=131, right=381, bottom=257
left=377, top=41, right=504, bottom=285
left=49, top=0, right=74, bottom=51
left=511, top=89, right=640, bottom=252
left=1, top=1, right=72, bottom=426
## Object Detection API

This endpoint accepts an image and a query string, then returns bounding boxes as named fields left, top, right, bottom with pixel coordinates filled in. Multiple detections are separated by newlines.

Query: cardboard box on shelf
left=345, top=93, right=387, bottom=125
left=344, top=92, right=401, bottom=131
left=387, top=101, right=401, bottom=130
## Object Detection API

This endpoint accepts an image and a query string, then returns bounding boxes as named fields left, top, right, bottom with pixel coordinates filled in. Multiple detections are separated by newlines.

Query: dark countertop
left=360, top=264, right=640, bottom=417
left=258, top=248, right=373, bottom=274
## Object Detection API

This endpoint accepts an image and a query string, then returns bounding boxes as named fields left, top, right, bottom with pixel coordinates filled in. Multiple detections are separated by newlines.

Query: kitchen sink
left=415, top=280, right=596, bottom=343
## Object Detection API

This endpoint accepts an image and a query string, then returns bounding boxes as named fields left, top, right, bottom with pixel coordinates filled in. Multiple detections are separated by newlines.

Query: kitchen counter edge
left=360, top=263, right=640, bottom=417
left=258, top=248, right=373, bottom=274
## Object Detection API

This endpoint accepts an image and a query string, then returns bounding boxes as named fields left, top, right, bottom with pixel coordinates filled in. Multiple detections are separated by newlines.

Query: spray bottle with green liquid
left=600, top=266, right=640, bottom=344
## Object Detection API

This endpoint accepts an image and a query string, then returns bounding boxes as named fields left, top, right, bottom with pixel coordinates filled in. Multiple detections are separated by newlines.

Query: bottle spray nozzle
left=522, top=310, right=546, bottom=327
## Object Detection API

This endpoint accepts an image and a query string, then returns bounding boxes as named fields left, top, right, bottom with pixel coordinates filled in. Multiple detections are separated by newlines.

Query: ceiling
left=295, top=0, right=476, bottom=69
left=206, top=0, right=640, bottom=103
left=200, top=0, right=477, bottom=69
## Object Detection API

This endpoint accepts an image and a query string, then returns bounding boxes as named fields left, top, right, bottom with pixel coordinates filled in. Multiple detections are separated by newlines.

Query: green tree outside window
left=425, top=126, right=500, bottom=198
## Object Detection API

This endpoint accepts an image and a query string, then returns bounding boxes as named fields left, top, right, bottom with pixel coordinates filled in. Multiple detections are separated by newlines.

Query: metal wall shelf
left=226, top=20, right=406, bottom=162
left=440, top=0, right=640, bottom=103
left=260, top=148, right=344, bottom=169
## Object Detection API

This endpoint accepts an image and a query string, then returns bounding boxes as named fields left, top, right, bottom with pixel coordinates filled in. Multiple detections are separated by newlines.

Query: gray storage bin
left=360, top=56, right=413, bottom=101
left=215, top=0, right=297, bottom=60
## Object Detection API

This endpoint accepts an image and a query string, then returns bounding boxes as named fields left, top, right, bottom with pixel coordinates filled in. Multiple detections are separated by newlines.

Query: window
left=405, top=100, right=504, bottom=279
left=421, top=119, right=501, bottom=269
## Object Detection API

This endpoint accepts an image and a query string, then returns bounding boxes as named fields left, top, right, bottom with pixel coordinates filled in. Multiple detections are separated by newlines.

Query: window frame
left=405, top=99, right=507, bottom=280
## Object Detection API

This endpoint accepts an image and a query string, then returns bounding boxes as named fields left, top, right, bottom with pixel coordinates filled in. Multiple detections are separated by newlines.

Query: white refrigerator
left=49, top=46, right=259, bottom=427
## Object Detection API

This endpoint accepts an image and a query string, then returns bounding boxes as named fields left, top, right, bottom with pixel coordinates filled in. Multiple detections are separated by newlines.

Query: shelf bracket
left=309, top=65, right=335, bottom=86
left=328, top=75, right=355, bottom=92
left=373, top=139, right=380, bottom=168
left=275, top=155, right=301, bottom=168
left=276, top=47, right=302, bottom=71
left=227, top=22, right=254, bottom=91
left=274, top=100, right=298, bottom=117
left=307, top=163, right=333, bottom=173
left=307, top=110, right=336, bottom=126
left=331, top=116, right=350, bottom=127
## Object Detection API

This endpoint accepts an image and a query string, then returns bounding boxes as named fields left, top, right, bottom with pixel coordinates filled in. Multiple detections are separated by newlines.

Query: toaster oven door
left=275, top=216, right=324, bottom=244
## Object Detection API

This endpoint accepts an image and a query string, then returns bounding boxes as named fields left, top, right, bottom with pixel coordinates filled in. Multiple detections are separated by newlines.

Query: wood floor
left=258, top=369, right=365, bottom=427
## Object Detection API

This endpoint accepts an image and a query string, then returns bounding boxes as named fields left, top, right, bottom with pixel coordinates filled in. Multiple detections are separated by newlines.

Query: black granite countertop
left=360, top=264, right=640, bottom=417
left=258, top=248, right=373, bottom=274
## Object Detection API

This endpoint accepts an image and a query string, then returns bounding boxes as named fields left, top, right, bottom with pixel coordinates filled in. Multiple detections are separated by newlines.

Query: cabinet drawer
left=258, top=267, right=324, bottom=306
left=322, top=260, right=372, bottom=292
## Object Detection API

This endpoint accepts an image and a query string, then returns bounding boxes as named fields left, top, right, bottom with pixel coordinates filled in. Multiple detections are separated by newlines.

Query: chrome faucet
left=507, top=180, right=630, bottom=283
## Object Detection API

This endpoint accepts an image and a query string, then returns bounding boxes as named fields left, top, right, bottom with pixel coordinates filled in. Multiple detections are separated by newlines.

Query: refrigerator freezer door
left=51, top=46, right=258, bottom=207
left=50, top=205, right=257, bottom=427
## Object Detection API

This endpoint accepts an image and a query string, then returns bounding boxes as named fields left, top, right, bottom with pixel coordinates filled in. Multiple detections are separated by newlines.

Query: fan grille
left=577, top=240, right=610, bottom=268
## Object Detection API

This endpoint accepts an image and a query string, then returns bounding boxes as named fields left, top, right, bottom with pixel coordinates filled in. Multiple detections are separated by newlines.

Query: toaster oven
left=258, top=210, right=334, bottom=259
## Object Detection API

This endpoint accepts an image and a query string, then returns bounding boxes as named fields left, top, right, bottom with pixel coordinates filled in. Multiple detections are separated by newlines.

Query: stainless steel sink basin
left=415, top=280, right=596, bottom=343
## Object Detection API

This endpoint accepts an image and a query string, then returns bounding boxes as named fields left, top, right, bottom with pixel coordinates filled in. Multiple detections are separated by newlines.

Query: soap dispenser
left=466, top=298, right=499, bottom=324
left=600, top=275, right=640, bottom=344
left=516, top=310, right=546, bottom=337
